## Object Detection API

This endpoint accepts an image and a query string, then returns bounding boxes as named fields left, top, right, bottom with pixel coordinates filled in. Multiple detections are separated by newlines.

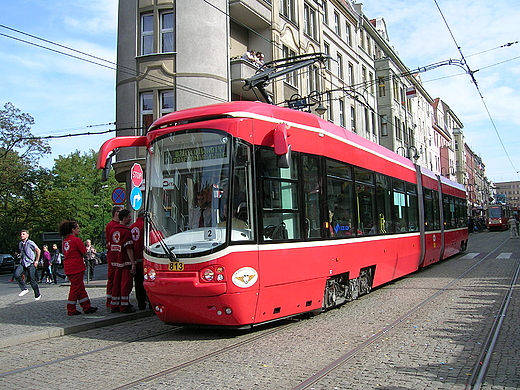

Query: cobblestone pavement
left=0, top=263, right=152, bottom=348
left=0, top=232, right=519, bottom=389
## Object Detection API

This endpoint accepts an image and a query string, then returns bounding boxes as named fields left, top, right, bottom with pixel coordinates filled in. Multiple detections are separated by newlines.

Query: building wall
left=113, top=0, right=493, bottom=214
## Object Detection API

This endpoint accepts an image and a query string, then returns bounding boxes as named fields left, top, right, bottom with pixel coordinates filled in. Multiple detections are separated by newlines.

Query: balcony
left=229, top=0, right=271, bottom=30
left=230, top=57, right=272, bottom=101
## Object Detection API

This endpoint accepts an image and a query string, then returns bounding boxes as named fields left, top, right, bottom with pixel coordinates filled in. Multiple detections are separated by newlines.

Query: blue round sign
left=130, top=186, right=143, bottom=210
left=112, top=187, right=125, bottom=205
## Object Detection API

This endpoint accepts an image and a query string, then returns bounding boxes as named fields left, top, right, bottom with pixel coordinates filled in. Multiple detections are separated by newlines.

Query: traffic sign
left=131, top=163, right=143, bottom=187
left=130, top=186, right=143, bottom=210
left=112, top=187, right=125, bottom=205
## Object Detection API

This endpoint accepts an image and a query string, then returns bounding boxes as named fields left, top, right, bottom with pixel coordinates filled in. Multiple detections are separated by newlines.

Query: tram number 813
left=168, top=261, right=185, bottom=271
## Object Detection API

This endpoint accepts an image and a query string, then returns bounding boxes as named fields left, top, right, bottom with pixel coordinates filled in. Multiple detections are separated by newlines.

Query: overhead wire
left=432, top=0, right=517, bottom=174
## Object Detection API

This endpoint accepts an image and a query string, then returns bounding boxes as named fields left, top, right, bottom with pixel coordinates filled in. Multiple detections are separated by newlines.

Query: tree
left=0, top=103, right=51, bottom=253
left=42, top=150, right=119, bottom=249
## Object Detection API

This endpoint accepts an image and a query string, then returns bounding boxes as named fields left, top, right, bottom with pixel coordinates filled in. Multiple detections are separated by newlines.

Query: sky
left=1, top=0, right=519, bottom=183
left=361, top=0, right=520, bottom=183
left=0, top=0, right=118, bottom=169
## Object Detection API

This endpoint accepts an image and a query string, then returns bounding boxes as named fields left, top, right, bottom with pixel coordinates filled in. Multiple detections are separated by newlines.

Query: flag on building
left=406, top=87, right=417, bottom=99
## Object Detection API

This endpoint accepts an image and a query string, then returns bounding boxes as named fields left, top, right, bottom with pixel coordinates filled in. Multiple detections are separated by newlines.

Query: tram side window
left=303, top=154, right=322, bottom=238
left=407, top=183, right=419, bottom=232
left=326, top=160, right=354, bottom=237
left=375, top=174, right=392, bottom=234
left=423, top=188, right=434, bottom=231
left=443, top=195, right=455, bottom=229
left=392, top=180, right=407, bottom=232
left=456, top=198, right=467, bottom=228
left=432, top=190, right=440, bottom=230
left=230, top=140, right=254, bottom=241
left=260, top=148, right=300, bottom=240
left=355, top=168, right=376, bottom=235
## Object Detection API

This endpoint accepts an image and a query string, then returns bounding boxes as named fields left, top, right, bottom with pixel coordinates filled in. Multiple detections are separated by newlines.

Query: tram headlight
left=199, top=265, right=225, bottom=283
left=145, top=267, right=156, bottom=281
left=202, top=268, right=215, bottom=281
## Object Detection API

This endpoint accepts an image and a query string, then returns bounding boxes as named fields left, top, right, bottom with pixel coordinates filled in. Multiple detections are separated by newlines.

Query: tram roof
left=149, top=101, right=414, bottom=169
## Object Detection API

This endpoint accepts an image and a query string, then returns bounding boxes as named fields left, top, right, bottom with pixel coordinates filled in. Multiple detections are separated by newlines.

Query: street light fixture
left=396, top=145, right=420, bottom=162
left=287, top=91, right=327, bottom=116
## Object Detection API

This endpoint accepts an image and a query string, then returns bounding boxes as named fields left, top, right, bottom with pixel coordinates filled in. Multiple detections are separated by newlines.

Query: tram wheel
left=358, top=267, right=374, bottom=296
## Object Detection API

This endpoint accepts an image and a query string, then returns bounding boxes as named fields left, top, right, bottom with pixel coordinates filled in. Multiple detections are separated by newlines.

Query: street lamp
left=287, top=91, right=327, bottom=115
left=396, top=145, right=420, bottom=162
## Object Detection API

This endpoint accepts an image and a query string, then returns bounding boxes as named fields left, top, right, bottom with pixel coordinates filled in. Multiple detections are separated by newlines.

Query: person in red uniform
left=108, top=209, right=136, bottom=313
left=105, top=205, right=122, bottom=308
left=59, top=220, right=98, bottom=316
left=130, top=210, right=148, bottom=310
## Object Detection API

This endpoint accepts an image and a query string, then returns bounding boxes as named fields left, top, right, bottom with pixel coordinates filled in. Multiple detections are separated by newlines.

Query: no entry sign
left=131, top=163, right=143, bottom=187
left=112, top=187, right=125, bottom=205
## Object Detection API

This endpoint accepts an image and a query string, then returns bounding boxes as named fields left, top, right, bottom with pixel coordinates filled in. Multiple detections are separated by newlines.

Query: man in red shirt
left=108, top=209, right=136, bottom=313
left=105, top=205, right=122, bottom=308
left=130, top=210, right=148, bottom=310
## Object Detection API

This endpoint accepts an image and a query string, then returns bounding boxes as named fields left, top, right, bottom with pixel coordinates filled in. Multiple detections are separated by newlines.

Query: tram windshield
left=146, top=129, right=254, bottom=257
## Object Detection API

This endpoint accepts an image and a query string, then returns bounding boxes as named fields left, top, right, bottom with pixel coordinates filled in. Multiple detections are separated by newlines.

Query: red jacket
left=130, top=217, right=144, bottom=260
left=62, top=235, right=86, bottom=275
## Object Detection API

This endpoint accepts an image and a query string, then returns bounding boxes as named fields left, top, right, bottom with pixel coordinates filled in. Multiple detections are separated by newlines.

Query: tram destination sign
left=165, top=144, right=227, bottom=165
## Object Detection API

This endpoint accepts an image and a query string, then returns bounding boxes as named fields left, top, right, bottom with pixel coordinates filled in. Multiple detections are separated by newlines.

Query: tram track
left=1, top=233, right=518, bottom=389
left=0, top=323, right=184, bottom=379
left=290, top=234, right=518, bottom=390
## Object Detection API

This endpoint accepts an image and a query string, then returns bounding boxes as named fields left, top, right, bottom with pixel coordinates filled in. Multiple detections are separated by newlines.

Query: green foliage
left=0, top=102, right=120, bottom=253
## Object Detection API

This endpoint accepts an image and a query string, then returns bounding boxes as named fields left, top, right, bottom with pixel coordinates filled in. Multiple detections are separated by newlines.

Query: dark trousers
left=134, top=268, right=147, bottom=309
left=14, top=264, right=40, bottom=298
left=51, top=264, right=66, bottom=283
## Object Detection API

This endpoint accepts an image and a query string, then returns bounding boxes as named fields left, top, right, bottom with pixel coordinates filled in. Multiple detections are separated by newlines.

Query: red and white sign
left=131, top=163, right=143, bottom=187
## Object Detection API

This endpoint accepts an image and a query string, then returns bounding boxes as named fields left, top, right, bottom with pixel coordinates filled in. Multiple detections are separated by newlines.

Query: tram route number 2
left=168, top=261, right=185, bottom=271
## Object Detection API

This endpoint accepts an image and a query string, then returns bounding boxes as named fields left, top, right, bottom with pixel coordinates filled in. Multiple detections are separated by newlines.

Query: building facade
left=113, top=0, right=491, bottom=217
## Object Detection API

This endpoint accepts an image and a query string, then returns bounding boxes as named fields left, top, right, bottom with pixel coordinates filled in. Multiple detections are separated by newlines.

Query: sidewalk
left=0, top=263, right=154, bottom=349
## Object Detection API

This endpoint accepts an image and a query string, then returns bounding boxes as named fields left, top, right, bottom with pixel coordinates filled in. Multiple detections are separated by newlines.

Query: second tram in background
left=98, top=101, right=468, bottom=329
left=487, top=204, right=511, bottom=231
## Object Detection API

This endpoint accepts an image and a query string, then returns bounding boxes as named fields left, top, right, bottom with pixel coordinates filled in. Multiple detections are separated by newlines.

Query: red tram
left=97, top=101, right=468, bottom=328
left=487, top=204, right=510, bottom=231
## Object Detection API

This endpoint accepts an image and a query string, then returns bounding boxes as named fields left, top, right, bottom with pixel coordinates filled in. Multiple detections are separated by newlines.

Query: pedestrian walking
left=105, top=205, right=123, bottom=308
left=508, top=216, right=518, bottom=238
left=130, top=210, right=148, bottom=310
left=108, top=209, right=136, bottom=313
left=59, top=220, right=98, bottom=316
left=39, top=245, right=53, bottom=284
left=50, top=243, right=66, bottom=284
left=84, top=239, right=97, bottom=281
left=14, top=230, right=41, bottom=300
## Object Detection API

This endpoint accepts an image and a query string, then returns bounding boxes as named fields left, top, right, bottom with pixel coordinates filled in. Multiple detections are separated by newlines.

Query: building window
left=327, top=91, right=333, bottom=122
left=141, top=14, right=154, bottom=55
left=334, top=11, right=340, bottom=36
left=281, top=0, right=298, bottom=23
left=369, top=72, right=374, bottom=94
left=348, top=63, right=354, bottom=86
left=365, top=107, right=370, bottom=134
left=362, top=67, right=367, bottom=89
left=304, top=3, right=317, bottom=40
left=322, top=0, right=328, bottom=24
left=395, top=117, right=401, bottom=139
left=351, top=106, right=356, bottom=132
left=345, top=23, right=351, bottom=46
left=381, top=115, right=388, bottom=136
left=337, top=52, right=343, bottom=80
left=161, top=12, right=174, bottom=53
left=372, top=112, right=377, bottom=135
left=324, top=42, right=330, bottom=70
left=378, top=77, right=386, bottom=97
left=141, top=92, right=154, bottom=134
left=339, top=99, right=345, bottom=128
left=160, top=91, right=175, bottom=116
left=282, top=45, right=298, bottom=87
